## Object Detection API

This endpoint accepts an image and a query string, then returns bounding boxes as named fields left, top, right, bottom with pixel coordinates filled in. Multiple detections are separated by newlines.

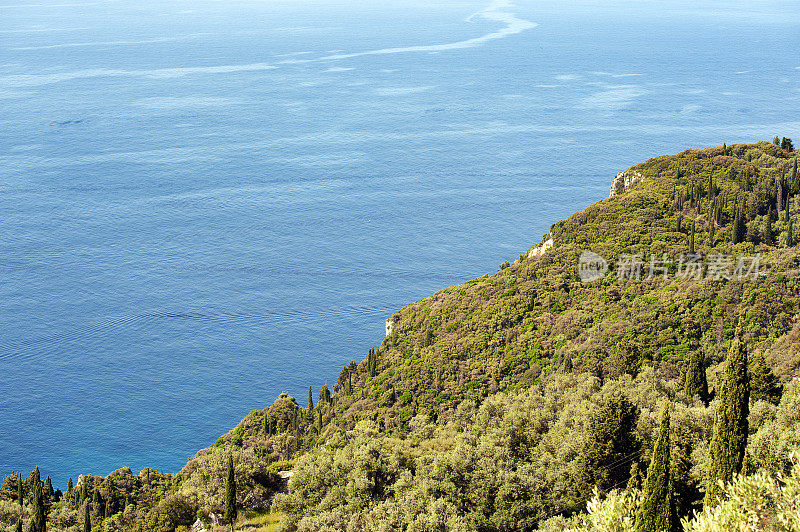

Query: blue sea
left=1, top=0, right=798, bottom=486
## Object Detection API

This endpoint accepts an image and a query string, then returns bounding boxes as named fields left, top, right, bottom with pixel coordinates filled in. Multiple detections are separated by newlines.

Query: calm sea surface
left=1, top=0, right=798, bottom=485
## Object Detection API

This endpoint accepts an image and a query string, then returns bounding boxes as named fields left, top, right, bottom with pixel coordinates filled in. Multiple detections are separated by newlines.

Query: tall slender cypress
left=31, top=477, right=45, bottom=532
left=762, top=215, right=774, bottom=246
left=224, top=454, right=237, bottom=531
left=634, top=405, right=676, bottom=532
left=785, top=192, right=790, bottom=221
left=307, top=386, right=313, bottom=412
left=91, top=490, right=100, bottom=521
left=263, top=412, right=272, bottom=436
left=705, top=335, right=750, bottom=506
left=318, top=384, right=331, bottom=406
left=750, top=351, right=782, bottom=404
left=575, top=392, right=640, bottom=495
left=368, top=348, right=378, bottom=377
left=684, top=350, right=709, bottom=405
left=83, top=502, right=91, bottom=532
left=43, top=478, right=52, bottom=498
left=17, top=472, right=23, bottom=528
left=732, top=204, right=744, bottom=244
left=627, top=462, right=642, bottom=492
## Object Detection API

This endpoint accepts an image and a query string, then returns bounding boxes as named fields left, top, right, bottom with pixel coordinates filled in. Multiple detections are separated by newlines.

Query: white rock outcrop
left=609, top=170, right=644, bottom=198
left=528, top=237, right=554, bottom=258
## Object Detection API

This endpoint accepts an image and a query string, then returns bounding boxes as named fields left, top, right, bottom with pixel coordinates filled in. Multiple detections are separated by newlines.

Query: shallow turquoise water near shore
left=1, top=0, right=798, bottom=485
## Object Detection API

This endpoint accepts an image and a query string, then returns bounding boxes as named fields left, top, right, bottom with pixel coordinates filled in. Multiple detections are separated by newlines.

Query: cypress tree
left=17, top=473, right=23, bottom=527
left=733, top=204, right=745, bottom=244
left=263, top=412, right=272, bottom=436
left=83, top=502, right=91, bottom=532
left=634, top=405, right=676, bottom=532
left=91, top=490, right=100, bottom=519
left=708, top=216, right=716, bottom=244
left=307, top=386, right=313, bottom=412
left=562, top=355, right=573, bottom=373
left=224, top=454, right=237, bottom=531
left=683, top=350, right=709, bottom=404
left=627, top=461, right=642, bottom=492
left=575, top=391, right=640, bottom=497
left=15, top=519, right=22, bottom=532
left=368, top=348, right=379, bottom=377
left=705, top=335, right=749, bottom=506
left=762, top=215, right=773, bottom=245
left=318, top=384, right=331, bottom=406
left=317, top=408, right=322, bottom=432
left=43, top=477, right=53, bottom=499
left=789, top=216, right=794, bottom=247
left=785, top=190, right=790, bottom=221
left=750, top=351, right=782, bottom=404
left=67, top=478, right=73, bottom=494
left=689, top=220, right=695, bottom=253
left=31, top=478, right=45, bottom=532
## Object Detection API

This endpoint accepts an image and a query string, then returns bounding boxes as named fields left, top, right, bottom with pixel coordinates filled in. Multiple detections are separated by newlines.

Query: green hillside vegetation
left=3, top=139, right=800, bottom=531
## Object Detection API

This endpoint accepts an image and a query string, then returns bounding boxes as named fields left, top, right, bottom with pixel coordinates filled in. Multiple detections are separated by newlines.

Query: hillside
left=3, top=139, right=800, bottom=531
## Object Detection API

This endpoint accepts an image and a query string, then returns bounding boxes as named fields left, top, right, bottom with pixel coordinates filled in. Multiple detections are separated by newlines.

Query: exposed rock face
left=609, top=170, right=644, bottom=197
left=385, top=318, right=394, bottom=337
left=528, top=237, right=553, bottom=258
